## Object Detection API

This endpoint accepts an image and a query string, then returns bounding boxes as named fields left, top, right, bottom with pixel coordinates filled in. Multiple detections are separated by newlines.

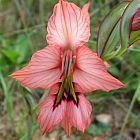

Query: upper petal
left=73, top=46, right=124, bottom=93
left=11, top=46, right=62, bottom=89
left=37, top=95, right=66, bottom=134
left=46, top=0, right=90, bottom=49
left=66, top=94, right=92, bottom=132
left=82, top=2, right=90, bottom=25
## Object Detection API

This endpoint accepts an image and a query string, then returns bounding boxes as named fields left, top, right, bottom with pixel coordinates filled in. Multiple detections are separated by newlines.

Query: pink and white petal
left=61, top=116, right=72, bottom=136
left=37, top=95, right=66, bottom=134
left=73, top=46, right=124, bottom=93
left=82, top=2, right=90, bottom=24
left=46, top=0, right=90, bottom=49
left=66, top=94, right=92, bottom=132
left=11, top=46, right=62, bottom=89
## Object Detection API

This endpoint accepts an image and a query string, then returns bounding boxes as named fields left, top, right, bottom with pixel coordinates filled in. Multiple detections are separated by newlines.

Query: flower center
left=54, top=49, right=77, bottom=106
left=61, top=49, right=75, bottom=78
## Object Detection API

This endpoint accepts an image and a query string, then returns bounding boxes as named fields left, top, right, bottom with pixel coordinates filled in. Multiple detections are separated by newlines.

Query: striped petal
left=46, top=0, right=90, bottom=49
left=37, top=95, right=66, bottom=134
left=73, top=46, right=124, bottom=93
left=66, top=94, right=92, bottom=132
left=11, top=46, right=61, bottom=89
left=61, top=115, right=72, bottom=136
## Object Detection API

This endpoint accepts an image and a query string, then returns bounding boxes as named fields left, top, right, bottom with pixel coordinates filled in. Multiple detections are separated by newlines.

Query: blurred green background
left=0, top=0, right=140, bottom=140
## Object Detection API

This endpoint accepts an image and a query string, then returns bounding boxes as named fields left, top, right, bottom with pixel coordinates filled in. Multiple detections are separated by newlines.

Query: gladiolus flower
left=131, top=9, right=140, bottom=31
left=11, top=0, right=124, bottom=135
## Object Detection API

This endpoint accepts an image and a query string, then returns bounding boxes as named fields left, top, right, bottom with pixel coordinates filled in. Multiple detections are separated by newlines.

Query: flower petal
left=131, top=9, right=140, bottom=31
left=104, top=61, right=110, bottom=67
left=66, top=94, right=92, bottom=132
left=73, top=46, right=124, bottom=93
left=82, top=2, right=90, bottom=24
left=61, top=115, right=72, bottom=136
left=11, top=46, right=61, bottom=89
left=46, top=0, right=90, bottom=49
left=49, top=83, right=60, bottom=95
left=37, top=95, right=66, bottom=134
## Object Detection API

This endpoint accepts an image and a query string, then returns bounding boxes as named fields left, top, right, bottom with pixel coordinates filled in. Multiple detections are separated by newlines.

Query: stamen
left=57, top=49, right=78, bottom=105
left=67, top=52, right=72, bottom=77
left=64, top=52, right=69, bottom=76
left=61, top=49, right=73, bottom=78
left=61, top=53, right=65, bottom=73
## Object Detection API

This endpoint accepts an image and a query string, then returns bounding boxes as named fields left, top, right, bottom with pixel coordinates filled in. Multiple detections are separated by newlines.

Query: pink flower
left=37, top=84, right=92, bottom=135
left=131, top=9, right=140, bottom=31
left=11, top=0, right=124, bottom=135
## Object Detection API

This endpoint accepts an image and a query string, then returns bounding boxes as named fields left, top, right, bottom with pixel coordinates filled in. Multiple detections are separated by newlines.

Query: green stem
left=111, top=97, right=137, bottom=119
left=118, top=82, right=140, bottom=140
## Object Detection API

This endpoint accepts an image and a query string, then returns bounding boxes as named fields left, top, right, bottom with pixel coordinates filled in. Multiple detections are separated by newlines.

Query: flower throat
left=55, top=49, right=77, bottom=106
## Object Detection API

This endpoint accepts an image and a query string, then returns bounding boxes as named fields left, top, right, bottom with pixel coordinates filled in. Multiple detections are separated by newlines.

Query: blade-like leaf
left=0, top=72, right=14, bottom=121
left=97, top=1, right=129, bottom=57
left=129, top=31, right=140, bottom=45
left=136, top=82, right=140, bottom=103
left=102, top=21, right=120, bottom=60
left=116, top=0, right=140, bottom=56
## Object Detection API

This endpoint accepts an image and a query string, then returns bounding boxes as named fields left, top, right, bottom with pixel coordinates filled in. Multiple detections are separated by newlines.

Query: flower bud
left=131, top=9, right=140, bottom=31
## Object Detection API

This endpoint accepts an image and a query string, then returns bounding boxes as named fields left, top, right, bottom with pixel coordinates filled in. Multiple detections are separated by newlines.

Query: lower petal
left=66, top=94, right=92, bottom=132
left=61, top=116, right=72, bottom=136
left=37, top=95, right=66, bottom=134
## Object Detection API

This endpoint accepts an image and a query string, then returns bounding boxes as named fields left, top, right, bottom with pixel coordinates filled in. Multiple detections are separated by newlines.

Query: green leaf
left=129, top=31, right=140, bottom=45
left=0, top=72, right=14, bottom=121
left=87, top=123, right=109, bottom=136
left=102, top=21, right=120, bottom=60
left=2, top=48, right=20, bottom=64
left=97, top=1, right=129, bottom=57
left=136, top=82, right=140, bottom=103
left=15, top=34, right=34, bottom=64
left=116, top=0, right=140, bottom=56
